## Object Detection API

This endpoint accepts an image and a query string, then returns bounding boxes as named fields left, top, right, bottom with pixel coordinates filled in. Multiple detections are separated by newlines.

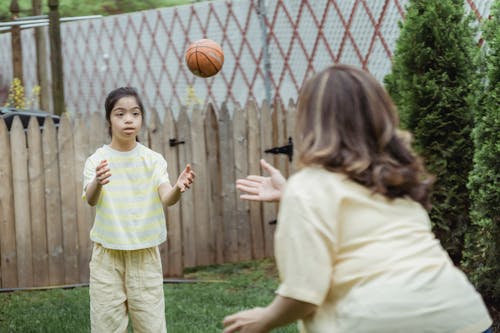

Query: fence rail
left=0, top=100, right=295, bottom=289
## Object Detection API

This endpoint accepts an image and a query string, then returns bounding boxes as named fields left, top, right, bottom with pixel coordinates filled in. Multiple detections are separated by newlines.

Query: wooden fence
left=0, top=100, right=298, bottom=289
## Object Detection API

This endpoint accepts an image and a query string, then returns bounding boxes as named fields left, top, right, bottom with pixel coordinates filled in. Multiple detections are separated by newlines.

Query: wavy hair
left=296, top=64, right=434, bottom=209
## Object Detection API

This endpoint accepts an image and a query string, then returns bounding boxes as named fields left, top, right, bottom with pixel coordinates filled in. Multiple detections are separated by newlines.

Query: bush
left=462, top=0, right=500, bottom=309
left=384, top=0, right=478, bottom=264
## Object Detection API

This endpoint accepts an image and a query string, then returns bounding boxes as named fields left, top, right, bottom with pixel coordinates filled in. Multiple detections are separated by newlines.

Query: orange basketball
left=185, top=39, right=224, bottom=78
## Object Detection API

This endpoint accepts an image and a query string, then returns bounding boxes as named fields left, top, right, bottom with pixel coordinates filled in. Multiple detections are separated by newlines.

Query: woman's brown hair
left=296, top=64, right=434, bottom=209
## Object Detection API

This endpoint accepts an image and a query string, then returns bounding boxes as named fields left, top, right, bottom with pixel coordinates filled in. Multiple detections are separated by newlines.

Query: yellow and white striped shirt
left=82, top=143, right=170, bottom=250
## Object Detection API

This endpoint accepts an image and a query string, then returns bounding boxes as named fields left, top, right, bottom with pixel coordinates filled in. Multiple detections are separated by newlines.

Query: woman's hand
left=222, top=307, right=269, bottom=333
left=223, top=296, right=317, bottom=333
left=236, top=159, right=286, bottom=202
left=176, top=164, right=195, bottom=192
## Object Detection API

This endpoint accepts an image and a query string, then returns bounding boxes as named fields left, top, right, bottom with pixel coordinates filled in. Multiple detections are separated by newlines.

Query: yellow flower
left=4, top=79, right=40, bottom=109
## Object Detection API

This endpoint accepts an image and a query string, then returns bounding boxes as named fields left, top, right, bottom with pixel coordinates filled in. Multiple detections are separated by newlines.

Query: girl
left=83, top=87, right=195, bottom=332
left=223, top=65, right=492, bottom=333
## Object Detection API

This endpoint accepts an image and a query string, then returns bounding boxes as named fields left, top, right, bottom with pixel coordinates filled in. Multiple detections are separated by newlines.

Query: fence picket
left=233, top=104, right=252, bottom=261
left=10, top=117, right=33, bottom=287
left=246, top=100, right=265, bottom=259
left=205, top=105, right=224, bottom=264
left=177, top=107, right=196, bottom=268
left=148, top=108, right=170, bottom=277
left=74, top=115, right=91, bottom=283
left=0, top=118, right=17, bottom=288
left=191, top=105, right=212, bottom=266
left=162, top=107, right=183, bottom=276
left=58, top=114, right=79, bottom=284
left=219, top=103, right=238, bottom=262
left=43, top=118, right=65, bottom=285
left=27, top=117, right=49, bottom=287
left=260, top=102, right=277, bottom=257
left=89, top=112, right=106, bottom=153
left=88, top=112, right=106, bottom=226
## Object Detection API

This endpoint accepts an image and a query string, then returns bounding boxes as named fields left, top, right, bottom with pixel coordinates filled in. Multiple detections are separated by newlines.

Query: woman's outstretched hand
left=236, top=159, right=286, bottom=202
left=222, top=307, right=269, bottom=333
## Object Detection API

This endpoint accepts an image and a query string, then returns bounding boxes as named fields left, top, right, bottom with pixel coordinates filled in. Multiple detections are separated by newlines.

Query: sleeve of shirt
left=82, top=157, right=97, bottom=200
left=274, top=185, right=337, bottom=306
left=155, top=155, right=170, bottom=188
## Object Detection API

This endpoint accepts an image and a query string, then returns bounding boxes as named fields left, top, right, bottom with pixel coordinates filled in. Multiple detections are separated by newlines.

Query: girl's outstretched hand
left=95, top=160, right=111, bottom=185
left=236, top=159, right=286, bottom=202
left=176, top=164, right=195, bottom=192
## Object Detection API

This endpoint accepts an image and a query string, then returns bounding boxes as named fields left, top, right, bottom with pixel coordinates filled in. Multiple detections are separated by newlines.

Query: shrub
left=462, top=0, right=500, bottom=308
left=384, top=0, right=478, bottom=264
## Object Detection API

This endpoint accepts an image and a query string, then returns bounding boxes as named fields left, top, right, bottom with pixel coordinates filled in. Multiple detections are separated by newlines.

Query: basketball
left=185, top=39, right=224, bottom=78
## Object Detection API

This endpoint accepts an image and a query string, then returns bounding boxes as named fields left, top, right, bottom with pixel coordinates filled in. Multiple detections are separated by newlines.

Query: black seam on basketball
left=199, top=52, right=220, bottom=75
left=187, top=52, right=196, bottom=64
left=195, top=46, right=202, bottom=76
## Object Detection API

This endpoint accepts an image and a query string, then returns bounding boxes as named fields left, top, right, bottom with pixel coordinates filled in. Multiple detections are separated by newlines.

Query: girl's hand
left=236, top=159, right=286, bottom=202
left=176, top=164, right=195, bottom=192
left=222, top=307, right=269, bottom=333
left=95, top=160, right=111, bottom=185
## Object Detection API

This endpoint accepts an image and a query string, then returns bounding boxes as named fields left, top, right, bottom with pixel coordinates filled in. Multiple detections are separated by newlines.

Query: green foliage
left=462, top=0, right=500, bottom=307
left=0, top=259, right=297, bottom=332
left=0, top=0, right=197, bottom=20
left=384, top=0, right=478, bottom=264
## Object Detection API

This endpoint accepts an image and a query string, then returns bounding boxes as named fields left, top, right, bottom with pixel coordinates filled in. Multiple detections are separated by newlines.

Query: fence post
left=10, top=0, right=23, bottom=85
left=258, top=0, right=272, bottom=104
left=48, top=0, right=65, bottom=116
left=32, top=0, right=51, bottom=112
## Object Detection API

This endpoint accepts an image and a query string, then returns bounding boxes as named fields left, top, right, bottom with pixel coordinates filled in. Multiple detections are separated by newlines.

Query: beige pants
left=89, top=243, right=167, bottom=333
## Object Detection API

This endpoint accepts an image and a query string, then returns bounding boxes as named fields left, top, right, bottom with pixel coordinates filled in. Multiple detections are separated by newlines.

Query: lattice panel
left=0, top=0, right=494, bottom=116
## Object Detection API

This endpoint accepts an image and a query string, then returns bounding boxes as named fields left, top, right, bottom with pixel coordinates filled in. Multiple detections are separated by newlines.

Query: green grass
left=0, top=259, right=298, bottom=333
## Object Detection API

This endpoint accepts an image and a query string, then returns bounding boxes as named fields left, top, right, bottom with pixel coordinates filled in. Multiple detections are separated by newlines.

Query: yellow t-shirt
left=275, top=167, right=492, bottom=333
left=82, top=143, right=170, bottom=250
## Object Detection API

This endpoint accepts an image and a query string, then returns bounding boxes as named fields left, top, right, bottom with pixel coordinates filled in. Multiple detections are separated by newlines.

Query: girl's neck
left=109, top=138, right=137, bottom=152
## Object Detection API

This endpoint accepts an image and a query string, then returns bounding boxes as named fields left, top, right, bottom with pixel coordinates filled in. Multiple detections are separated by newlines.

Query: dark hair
left=296, top=64, right=434, bottom=209
left=104, top=87, right=145, bottom=139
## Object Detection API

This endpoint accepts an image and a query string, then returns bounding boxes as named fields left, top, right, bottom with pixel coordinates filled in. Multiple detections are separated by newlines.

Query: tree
left=384, top=0, right=478, bottom=264
left=462, top=0, right=500, bottom=309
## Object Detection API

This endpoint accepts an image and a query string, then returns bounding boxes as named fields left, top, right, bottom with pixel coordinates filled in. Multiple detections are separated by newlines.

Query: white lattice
left=0, top=0, right=494, bottom=116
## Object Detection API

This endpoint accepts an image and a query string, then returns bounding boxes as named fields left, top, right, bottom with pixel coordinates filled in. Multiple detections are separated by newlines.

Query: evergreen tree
left=384, top=0, right=478, bottom=264
left=462, top=0, right=500, bottom=307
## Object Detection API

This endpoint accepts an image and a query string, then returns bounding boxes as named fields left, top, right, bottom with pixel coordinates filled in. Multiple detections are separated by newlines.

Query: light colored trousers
left=89, top=243, right=167, bottom=333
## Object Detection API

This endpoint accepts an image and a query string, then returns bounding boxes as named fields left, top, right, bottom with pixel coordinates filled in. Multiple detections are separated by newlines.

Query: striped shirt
left=82, top=143, right=170, bottom=250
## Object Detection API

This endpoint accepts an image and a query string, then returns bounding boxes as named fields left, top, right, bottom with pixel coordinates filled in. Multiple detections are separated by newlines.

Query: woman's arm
left=222, top=295, right=317, bottom=333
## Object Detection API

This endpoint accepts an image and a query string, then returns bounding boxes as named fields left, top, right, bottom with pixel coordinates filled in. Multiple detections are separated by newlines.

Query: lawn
left=0, top=259, right=298, bottom=333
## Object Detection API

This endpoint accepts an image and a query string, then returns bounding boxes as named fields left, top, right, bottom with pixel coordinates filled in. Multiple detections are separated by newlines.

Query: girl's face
left=109, top=96, right=143, bottom=142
